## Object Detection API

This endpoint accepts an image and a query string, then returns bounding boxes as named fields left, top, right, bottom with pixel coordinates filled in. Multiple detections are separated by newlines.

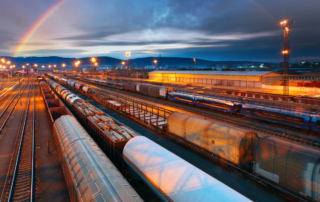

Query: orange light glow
left=126, top=51, right=131, bottom=57
left=91, top=57, right=96, bottom=63
left=154, top=60, right=158, bottom=64
left=122, top=61, right=125, bottom=65
left=282, top=50, right=289, bottom=54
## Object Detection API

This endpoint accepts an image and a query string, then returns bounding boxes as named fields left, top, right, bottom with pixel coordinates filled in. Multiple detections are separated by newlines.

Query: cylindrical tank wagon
left=54, top=115, right=143, bottom=202
left=123, top=136, right=252, bottom=202
left=167, top=112, right=259, bottom=165
left=253, top=136, right=320, bottom=201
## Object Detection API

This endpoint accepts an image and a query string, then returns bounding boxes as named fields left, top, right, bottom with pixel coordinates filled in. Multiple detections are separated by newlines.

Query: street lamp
left=126, top=51, right=131, bottom=73
left=193, top=58, right=196, bottom=70
left=62, top=63, right=66, bottom=69
left=1, top=59, right=5, bottom=63
left=75, top=61, right=81, bottom=72
left=153, top=60, right=158, bottom=69
left=121, top=61, right=125, bottom=70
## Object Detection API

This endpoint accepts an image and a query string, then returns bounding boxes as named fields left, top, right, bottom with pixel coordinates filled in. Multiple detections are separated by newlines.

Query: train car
left=194, top=92, right=242, bottom=113
left=61, top=90, right=72, bottom=100
left=167, top=112, right=259, bottom=165
left=253, top=136, right=320, bottom=201
left=168, top=91, right=194, bottom=105
left=74, top=82, right=85, bottom=91
left=240, top=98, right=320, bottom=131
left=39, top=81, right=73, bottom=122
left=53, top=115, right=143, bottom=202
left=124, top=83, right=137, bottom=92
left=123, top=136, right=252, bottom=202
left=65, top=94, right=85, bottom=106
left=82, top=85, right=90, bottom=94
left=56, top=85, right=67, bottom=96
left=294, top=96, right=320, bottom=106
left=138, top=84, right=173, bottom=99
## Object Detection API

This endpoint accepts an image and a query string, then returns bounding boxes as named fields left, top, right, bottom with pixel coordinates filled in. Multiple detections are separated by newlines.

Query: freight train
left=167, top=112, right=320, bottom=202
left=39, top=80, right=143, bottom=202
left=44, top=77, right=252, bottom=202
left=46, top=74, right=320, bottom=201
left=48, top=74, right=320, bottom=132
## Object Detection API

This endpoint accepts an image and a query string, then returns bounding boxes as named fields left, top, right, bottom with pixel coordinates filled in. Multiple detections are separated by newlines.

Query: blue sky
left=0, top=0, right=320, bottom=62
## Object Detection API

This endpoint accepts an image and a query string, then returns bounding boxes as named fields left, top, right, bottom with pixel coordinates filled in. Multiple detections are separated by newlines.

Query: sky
left=0, top=0, right=319, bottom=62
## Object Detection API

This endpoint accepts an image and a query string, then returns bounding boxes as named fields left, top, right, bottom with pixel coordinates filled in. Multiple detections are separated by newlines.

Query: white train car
left=123, top=136, right=252, bottom=202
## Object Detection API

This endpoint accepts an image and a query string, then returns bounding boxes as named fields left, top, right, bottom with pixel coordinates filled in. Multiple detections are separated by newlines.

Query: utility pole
left=280, top=19, right=294, bottom=95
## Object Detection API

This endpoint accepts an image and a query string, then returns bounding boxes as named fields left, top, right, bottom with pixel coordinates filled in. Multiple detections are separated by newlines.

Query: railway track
left=77, top=79, right=320, bottom=148
left=0, top=78, right=36, bottom=201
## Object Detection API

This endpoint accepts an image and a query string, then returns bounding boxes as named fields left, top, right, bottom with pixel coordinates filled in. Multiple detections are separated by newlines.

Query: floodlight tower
left=280, top=19, right=294, bottom=95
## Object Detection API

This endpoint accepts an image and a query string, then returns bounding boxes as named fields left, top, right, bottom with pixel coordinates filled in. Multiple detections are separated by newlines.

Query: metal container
left=53, top=115, right=143, bottom=202
left=123, top=136, right=252, bottom=202
left=65, top=94, right=84, bottom=106
left=253, top=136, right=320, bottom=201
left=167, top=112, right=259, bottom=165
left=82, top=85, right=90, bottom=93
left=56, top=85, right=67, bottom=95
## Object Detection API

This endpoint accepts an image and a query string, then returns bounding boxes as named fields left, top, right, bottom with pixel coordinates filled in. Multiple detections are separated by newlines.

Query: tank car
left=253, top=136, right=320, bottom=201
left=53, top=115, right=143, bottom=202
left=123, top=136, right=252, bottom=202
left=167, top=112, right=259, bottom=165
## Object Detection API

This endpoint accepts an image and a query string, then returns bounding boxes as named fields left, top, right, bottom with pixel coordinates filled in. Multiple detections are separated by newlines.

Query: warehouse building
left=148, top=71, right=281, bottom=88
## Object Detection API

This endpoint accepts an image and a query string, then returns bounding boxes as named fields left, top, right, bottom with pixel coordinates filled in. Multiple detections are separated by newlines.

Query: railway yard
left=0, top=74, right=319, bottom=202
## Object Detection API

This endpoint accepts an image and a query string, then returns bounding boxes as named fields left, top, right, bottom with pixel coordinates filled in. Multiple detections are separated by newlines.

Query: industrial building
left=148, top=71, right=281, bottom=88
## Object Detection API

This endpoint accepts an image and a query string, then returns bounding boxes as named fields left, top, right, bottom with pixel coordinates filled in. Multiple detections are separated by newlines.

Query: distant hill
left=0, top=56, right=262, bottom=68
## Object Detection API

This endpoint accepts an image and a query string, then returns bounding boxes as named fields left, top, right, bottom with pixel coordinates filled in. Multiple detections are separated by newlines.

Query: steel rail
left=0, top=80, right=29, bottom=133
left=0, top=83, right=23, bottom=118
left=31, top=79, right=35, bottom=202
left=0, top=79, right=30, bottom=202
left=7, top=79, right=33, bottom=202
left=0, top=81, right=21, bottom=103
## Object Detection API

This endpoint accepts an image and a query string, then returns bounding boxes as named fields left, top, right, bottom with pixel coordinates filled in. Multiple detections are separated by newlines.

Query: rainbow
left=13, top=0, right=68, bottom=57
left=248, top=0, right=276, bottom=21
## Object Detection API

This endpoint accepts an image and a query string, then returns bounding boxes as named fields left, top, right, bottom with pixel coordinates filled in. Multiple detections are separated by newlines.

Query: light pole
left=193, top=58, right=196, bottom=70
left=62, top=63, right=66, bottom=71
left=121, top=61, right=125, bottom=70
left=126, top=51, right=131, bottom=75
left=75, top=61, right=80, bottom=72
left=154, top=60, right=157, bottom=69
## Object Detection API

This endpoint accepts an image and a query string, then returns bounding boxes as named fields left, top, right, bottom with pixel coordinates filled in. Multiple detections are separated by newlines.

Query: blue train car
left=168, top=91, right=194, bottom=105
left=193, top=91, right=242, bottom=113
left=240, top=98, right=319, bottom=131
left=311, top=115, right=320, bottom=132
